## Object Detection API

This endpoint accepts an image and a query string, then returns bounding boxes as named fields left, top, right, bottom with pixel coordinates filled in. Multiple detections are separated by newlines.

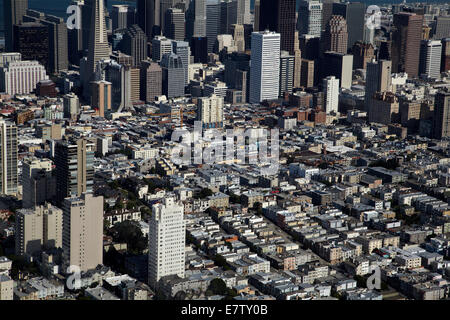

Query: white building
left=148, top=197, right=186, bottom=288
left=152, top=36, right=173, bottom=62
left=298, top=0, right=323, bottom=37
left=0, top=60, right=48, bottom=95
left=249, top=31, right=281, bottom=104
left=419, top=40, right=442, bottom=80
left=132, top=146, right=159, bottom=160
left=197, top=94, right=224, bottom=128
left=323, top=76, right=340, bottom=114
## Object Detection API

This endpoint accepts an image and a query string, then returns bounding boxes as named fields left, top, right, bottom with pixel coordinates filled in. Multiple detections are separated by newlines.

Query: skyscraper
left=259, top=0, right=296, bottom=54
left=91, top=80, right=112, bottom=117
left=137, top=0, right=161, bottom=38
left=190, top=37, right=208, bottom=63
left=148, top=197, right=185, bottom=288
left=85, top=0, right=110, bottom=99
left=172, top=40, right=190, bottom=85
left=21, top=157, right=55, bottom=209
left=365, top=59, right=392, bottom=110
left=165, top=8, right=185, bottom=41
left=121, top=24, right=148, bottom=67
left=160, top=0, right=184, bottom=35
left=279, top=51, right=295, bottom=96
left=237, top=0, right=251, bottom=25
left=323, top=75, right=339, bottom=114
left=54, top=139, right=95, bottom=205
left=206, top=0, right=221, bottom=53
left=322, top=51, right=353, bottom=89
left=249, top=31, right=281, bottom=104
left=140, top=60, right=162, bottom=102
left=254, top=0, right=260, bottom=32
left=220, top=0, right=237, bottom=35
left=298, top=0, right=323, bottom=37
left=332, top=1, right=365, bottom=50
left=442, top=38, right=450, bottom=72
left=419, top=40, right=442, bottom=79
left=13, top=22, right=50, bottom=72
left=433, top=16, right=450, bottom=40
left=4, top=0, right=28, bottom=52
left=230, top=24, right=245, bottom=52
left=392, top=12, right=423, bottom=78
left=352, top=41, right=375, bottom=70
left=0, top=60, right=48, bottom=96
left=434, top=90, right=450, bottom=139
left=161, top=53, right=185, bottom=98
left=111, top=5, right=136, bottom=32
left=63, top=193, right=103, bottom=272
left=323, top=15, right=348, bottom=55
left=186, top=0, right=207, bottom=40
left=0, top=121, right=18, bottom=196
left=152, top=35, right=173, bottom=62
left=322, top=0, right=339, bottom=31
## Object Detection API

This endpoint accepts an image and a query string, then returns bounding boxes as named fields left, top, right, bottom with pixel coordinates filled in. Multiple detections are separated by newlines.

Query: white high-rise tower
left=323, top=76, right=340, bottom=114
left=249, top=31, right=281, bottom=104
left=148, top=197, right=185, bottom=289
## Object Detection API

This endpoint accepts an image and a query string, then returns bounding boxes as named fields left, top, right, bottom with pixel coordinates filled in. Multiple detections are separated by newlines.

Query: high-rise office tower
left=365, top=59, right=392, bottom=110
left=442, top=38, right=450, bottom=72
left=206, top=0, right=221, bottom=53
left=433, top=16, right=450, bottom=40
left=0, top=60, right=48, bottom=95
left=434, top=90, right=450, bottom=139
left=4, top=0, right=28, bottom=52
left=259, top=0, right=296, bottom=54
left=300, top=59, right=315, bottom=88
left=111, top=5, right=136, bottom=31
left=197, top=94, right=224, bottom=128
left=186, top=0, right=207, bottom=40
left=13, top=22, right=50, bottom=72
left=300, top=34, right=320, bottom=60
left=323, top=75, right=339, bottom=114
left=237, top=0, right=251, bottom=25
left=230, top=24, right=245, bottom=52
left=190, top=37, right=208, bottom=63
left=63, top=93, right=80, bottom=120
left=121, top=24, right=148, bottom=67
left=165, top=8, right=185, bottom=41
left=161, top=53, right=185, bottom=98
left=159, top=0, right=184, bottom=34
left=322, top=0, right=339, bottom=31
left=0, top=121, right=18, bottom=196
left=152, top=35, right=173, bottom=62
left=103, top=59, right=133, bottom=112
left=249, top=31, right=281, bottom=104
left=172, top=40, right=190, bottom=85
left=419, top=40, right=442, bottom=79
left=21, top=157, right=55, bottom=209
left=254, top=0, right=260, bottom=32
left=68, top=1, right=84, bottom=65
left=279, top=51, right=295, bottom=96
left=332, top=1, right=365, bottom=49
left=15, top=204, right=63, bottom=256
left=137, top=0, right=161, bottom=38
left=322, top=51, right=353, bottom=89
left=368, top=92, right=399, bottom=125
left=24, top=10, right=69, bottom=74
left=220, top=0, right=237, bottom=35
left=85, top=0, right=110, bottom=99
left=63, top=193, right=103, bottom=272
left=352, top=41, right=375, bottom=70
left=363, top=23, right=375, bottom=45
left=392, top=12, right=423, bottom=78
left=148, top=197, right=185, bottom=288
left=323, top=15, right=348, bottom=55
left=293, top=31, right=302, bottom=89
left=224, top=52, right=250, bottom=102
left=54, top=138, right=95, bottom=205
left=140, top=60, right=162, bottom=102
left=91, top=80, right=112, bottom=117
left=130, top=67, right=141, bottom=103
left=298, top=0, right=322, bottom=37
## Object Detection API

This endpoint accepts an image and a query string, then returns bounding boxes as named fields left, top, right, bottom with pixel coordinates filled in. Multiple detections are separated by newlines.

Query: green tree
left=208, top=278, right=228, bottom=295
left=111, top=220, right=147, bottom=255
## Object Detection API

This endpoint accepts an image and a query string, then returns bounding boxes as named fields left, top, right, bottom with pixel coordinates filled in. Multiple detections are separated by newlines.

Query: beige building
left=369, top=92, right=399, bottom=125
left=15, top=204, right=63, bottom=256
left=63, top=193, right=103, bottom=272
left=0, top=275, right=13, bottom=300
left=91, top=80, right=112, bottom=118
left=21, top=157, right=55, bottom=208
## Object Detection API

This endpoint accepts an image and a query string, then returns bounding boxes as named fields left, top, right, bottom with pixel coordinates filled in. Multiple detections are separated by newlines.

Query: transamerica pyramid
left=87, top=0, right=110, bottom=74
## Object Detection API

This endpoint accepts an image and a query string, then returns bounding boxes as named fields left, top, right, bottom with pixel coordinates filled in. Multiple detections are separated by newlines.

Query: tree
left=253, top=202, right=263, bottom=215
left=111, top=220, right=147, bottom=255
left=208, top=278, right=228, bottom=295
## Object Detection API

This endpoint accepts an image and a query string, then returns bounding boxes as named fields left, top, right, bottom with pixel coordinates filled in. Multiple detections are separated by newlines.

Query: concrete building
left=369, top=91, right=399, bottom=125
left=15, top=204, right=63, bottom=256
left=206, top=0, right=221, bottom=53
left=4, top=0, right=28, bottom=52
left=186, top=0, right=207, bottom=39
left=152, top=35, right=173, bottom=62
left=21, top=157, right=54, bottom=208
left=298, top=0, right=323, bottom=37
left=365, top=59, right=392, bottom=110
left=332, top=1, right=365, bottom=49
left=63, top=193, right=103, bottom=272
left=433, top=90, right=450, bottom=139
left=0, top=121, right=18, bottom=196
left=161, top=53, right=185, bottom=98
left=149, top=197, right=186, bottom=288
left=323, top=76, right=339, bottom=114
left=323, top=15, right=348, bottom=55
left=172, top=41, right=190, bottom=85
left=91, top=80, right=112, bottom=117
left=111, top=5, right=136, bottom=31
left=197, top=94, right=224, bottom=128
left=140, top=60, right=162, bottom=102
left=0, top=275, right=13, bottom=300
left=249, top=31, right=281, bottom=104
left=0, top=60, right=48, bottom=96
left=63, top=93, right=80, bottom=120
left=279, top=51, right=295, bottom=96
left=322, top=51, right=353, bottom=89
left=54, top=139, right=94, bottom=205
left=164, top=8, right=185, bottom=41
left=121, top=24, right=148, bottom=67
left=419, top=40, right=442, bottom=79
